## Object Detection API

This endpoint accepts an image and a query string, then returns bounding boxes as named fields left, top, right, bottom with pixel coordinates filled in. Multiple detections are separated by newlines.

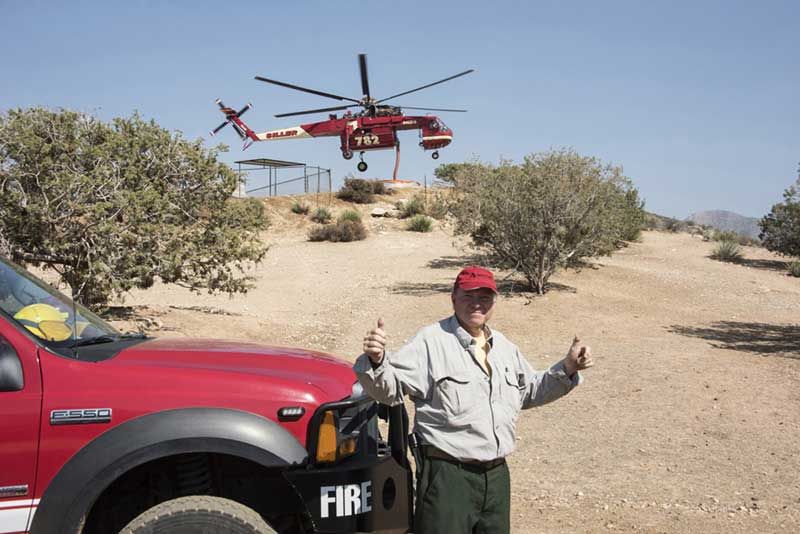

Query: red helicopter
left=211, top=54, right=473, bottom=176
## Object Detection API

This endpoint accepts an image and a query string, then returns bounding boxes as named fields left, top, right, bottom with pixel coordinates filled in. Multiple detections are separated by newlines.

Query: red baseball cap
left=454, top=266, right=498, bottom=294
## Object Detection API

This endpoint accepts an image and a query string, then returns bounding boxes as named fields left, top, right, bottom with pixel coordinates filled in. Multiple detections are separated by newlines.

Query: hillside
left=687, top=209, right=761, bottom=239
left=112, top=195, right=800, bottom=533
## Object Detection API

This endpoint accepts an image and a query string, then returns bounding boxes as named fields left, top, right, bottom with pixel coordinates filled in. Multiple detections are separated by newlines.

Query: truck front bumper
left=284, top=454, right=411, bottom=534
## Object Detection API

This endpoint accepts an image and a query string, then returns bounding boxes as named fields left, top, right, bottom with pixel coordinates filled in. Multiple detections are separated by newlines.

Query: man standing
left=353, top=266, right=593, bottom=534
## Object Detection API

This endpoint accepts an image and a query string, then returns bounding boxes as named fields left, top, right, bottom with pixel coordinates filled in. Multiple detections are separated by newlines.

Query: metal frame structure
left=235, top=158, right=332, bottom=199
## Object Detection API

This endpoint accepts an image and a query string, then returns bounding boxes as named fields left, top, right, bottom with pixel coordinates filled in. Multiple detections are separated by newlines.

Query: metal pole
left=238, top=162, right=242, bottom=197
left=392, top=140, right=401, bottom=181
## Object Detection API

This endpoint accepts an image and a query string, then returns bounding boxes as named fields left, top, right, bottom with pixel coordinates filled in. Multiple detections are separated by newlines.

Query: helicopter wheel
left=342, top=150, right=354, bottom=160
left=431, top=151, right=440, bottom=160
left=357, top=161, right=368, bottom=172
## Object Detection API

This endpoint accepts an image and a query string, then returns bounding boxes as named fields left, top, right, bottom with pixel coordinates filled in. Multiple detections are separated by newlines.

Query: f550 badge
left=50, top=408, right=112, bottom=425
left=320, top=481, right=372, bottom=518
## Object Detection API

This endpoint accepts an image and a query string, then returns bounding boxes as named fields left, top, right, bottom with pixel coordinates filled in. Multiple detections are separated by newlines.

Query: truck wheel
left=119, top=496, right=276, bottom=534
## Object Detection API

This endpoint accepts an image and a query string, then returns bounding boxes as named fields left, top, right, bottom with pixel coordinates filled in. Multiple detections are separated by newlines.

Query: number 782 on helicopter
left=211, top=54, right=473, bottom=173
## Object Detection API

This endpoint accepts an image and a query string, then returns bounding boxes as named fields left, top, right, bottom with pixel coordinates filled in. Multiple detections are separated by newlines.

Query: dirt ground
left=113, top=194, right=800, bottom=533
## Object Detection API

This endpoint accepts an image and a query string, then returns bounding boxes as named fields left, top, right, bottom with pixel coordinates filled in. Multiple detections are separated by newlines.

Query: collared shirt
left=353, top=315, right=581, bottom=462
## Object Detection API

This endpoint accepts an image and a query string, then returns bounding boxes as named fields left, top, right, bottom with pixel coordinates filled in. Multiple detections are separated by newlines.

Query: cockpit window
left=0, top=257, right=120, bottom=346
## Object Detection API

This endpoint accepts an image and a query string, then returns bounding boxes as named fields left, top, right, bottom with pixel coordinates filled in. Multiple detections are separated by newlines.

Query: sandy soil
left=113, top=194, right=800, bottom=533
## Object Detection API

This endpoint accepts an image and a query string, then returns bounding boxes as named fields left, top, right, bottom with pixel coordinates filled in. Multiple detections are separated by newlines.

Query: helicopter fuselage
left=250, top=114, right=452, bottom=158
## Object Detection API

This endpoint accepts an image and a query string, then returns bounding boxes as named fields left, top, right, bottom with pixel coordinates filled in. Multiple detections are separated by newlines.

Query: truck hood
left=112, top=337, right=356, bottom=401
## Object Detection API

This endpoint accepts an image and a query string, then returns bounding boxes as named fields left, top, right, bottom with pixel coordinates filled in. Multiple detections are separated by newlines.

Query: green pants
left=414, top=456, right=510, bottom=534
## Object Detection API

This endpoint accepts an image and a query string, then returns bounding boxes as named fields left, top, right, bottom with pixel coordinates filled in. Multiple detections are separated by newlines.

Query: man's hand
left=363, top=318, right=387, bottom=364
left=563, top=335, right=594, bottom=377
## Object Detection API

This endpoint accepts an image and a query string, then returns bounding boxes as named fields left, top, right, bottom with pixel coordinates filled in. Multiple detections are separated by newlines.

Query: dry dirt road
left=115, top=196, right=800, bottom=533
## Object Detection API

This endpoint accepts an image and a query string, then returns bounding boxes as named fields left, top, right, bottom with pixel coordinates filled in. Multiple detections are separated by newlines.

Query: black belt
left=423, top=445, right=506, bottom=471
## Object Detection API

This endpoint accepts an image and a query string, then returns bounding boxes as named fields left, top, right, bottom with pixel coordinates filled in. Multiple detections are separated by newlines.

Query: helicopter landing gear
left=342, top=150, right=353, bottom=160
left=357, top=152, right=368, bottom=172
left=431, top=151, right=440, bottom=160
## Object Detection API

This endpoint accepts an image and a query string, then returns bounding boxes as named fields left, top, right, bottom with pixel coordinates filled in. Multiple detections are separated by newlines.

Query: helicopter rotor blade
left=236, top=103, right=252, bottom=116
left=376, top=69, right=475, bottom=104
left=210, top=121, right=229, bottom=136
left=398, top=106, right=468, bottom=113
left=255, top=76, right=361, bottom=103
left=274, top=104, right=359, bottom=118
left=359, top=54, right=370, bottom=99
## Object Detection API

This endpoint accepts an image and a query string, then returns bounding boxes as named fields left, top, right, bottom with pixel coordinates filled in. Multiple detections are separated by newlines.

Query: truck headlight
left=315, top=410, right=359, bottom=464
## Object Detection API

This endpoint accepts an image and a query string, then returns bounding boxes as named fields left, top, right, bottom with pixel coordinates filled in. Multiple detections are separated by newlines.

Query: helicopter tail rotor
left=211, top=99, right=257, bottom=148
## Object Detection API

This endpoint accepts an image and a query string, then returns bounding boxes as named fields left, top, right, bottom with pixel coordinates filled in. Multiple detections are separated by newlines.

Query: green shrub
left=406, top=215, right=433, bottom=232
left=712, top=229, right=739, bottom=242
left=426, top=190, right=449, bottom=220
left=448, top=149, right=647, bottom=294
left=311, top=207, right=332, bottom=224
left=337, top=178, right=376, bottom=204
left=371, top=180, right=389, bottom=195
left=338, top=209, right=362, bottom=223
left=664, top=218, right=687, bottom=233
left=399, top=197, right=425, bottom=218
left=788, top=260, right=800, bottom=277
left=710, top=240, right=743, bottom=262
left=291, top=201, right=310, bottom=215
left=308, top=220, right=367, bottom=242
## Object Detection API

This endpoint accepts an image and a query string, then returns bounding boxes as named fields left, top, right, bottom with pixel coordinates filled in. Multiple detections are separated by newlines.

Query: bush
left=448, top=149, right=646, bottom=294
left=399, top=197, right=425, bottom=218
left=336, top=177, right=384, bottom=204
left=291, top=201, right=310, bottom=215
left=370, top=180, right=390, bottom=195
left=710, top=240, right=743, bottom=262
left=0, top=107, right=268, bottom=307
left=664, top=218, right=687, bottom=233
left=712, top=229, right=739, bottom=242
left=310, top=207, right=332, bottom=224
left=760, top=165, right=800, bottom=257
left=308, top=220, right=367, bottom=242
left=788, top=260, right=800, bottom=277
left=338, top=209, right=362, bottom=223
left=426, top=190, right=449, bottom=220
left=406, top=215, right=433, bottom=232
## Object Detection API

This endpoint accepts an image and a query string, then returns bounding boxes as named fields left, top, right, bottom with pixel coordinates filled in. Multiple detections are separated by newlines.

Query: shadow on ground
left=734, top=258, right=789, bottom=272
left=391, top=279, right=576, bottom=297
left=426, top=255, right=485, bottom=270
left=668, top=321, right=800, bottom=359
left=103, top=305, right=144, bottom=320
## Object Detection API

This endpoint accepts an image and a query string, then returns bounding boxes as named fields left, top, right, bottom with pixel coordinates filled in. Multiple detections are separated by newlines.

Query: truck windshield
left=0, top=257, right=120, bottom=346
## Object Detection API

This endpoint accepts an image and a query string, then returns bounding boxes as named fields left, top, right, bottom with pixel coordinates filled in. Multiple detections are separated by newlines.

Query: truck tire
left=119, top=496, right=276, bottom=534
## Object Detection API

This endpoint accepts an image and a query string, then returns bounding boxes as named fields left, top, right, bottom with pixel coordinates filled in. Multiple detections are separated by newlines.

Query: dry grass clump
left=310, top=207, right=332, bottom=224
left=406, top=214, right=433, bottom=232
left=337, top=209, right=362, bottom=223
left=291, top=201, right=310, bottom=215
left=710, top=240, right=743, bottom=263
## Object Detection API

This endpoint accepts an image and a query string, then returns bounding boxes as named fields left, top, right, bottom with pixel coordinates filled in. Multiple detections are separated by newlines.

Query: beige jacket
left=354, top=315, right=581, bottom=462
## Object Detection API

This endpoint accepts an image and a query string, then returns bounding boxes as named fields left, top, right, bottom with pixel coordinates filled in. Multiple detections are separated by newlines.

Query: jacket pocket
left=500, top=367, right=524, bottom=411
left=434, top=373, right=477, bottom=421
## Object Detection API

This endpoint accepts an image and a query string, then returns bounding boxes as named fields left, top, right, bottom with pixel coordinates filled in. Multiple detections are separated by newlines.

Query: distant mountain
left=685, top=210, right=761, bottom=239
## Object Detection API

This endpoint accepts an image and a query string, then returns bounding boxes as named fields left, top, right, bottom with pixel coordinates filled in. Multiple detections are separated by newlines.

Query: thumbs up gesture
left=564, top=335, right=594, bottom=376
left=363, top=318, right=387, bottom=364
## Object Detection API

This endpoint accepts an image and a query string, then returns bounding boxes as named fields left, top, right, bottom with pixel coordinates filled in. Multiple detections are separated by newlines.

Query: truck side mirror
left=0, top=338, right=23, bottom=392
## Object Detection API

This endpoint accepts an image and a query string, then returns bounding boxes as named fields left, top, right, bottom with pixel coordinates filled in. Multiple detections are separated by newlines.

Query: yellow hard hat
left=14, top=303, right=71, bottom=341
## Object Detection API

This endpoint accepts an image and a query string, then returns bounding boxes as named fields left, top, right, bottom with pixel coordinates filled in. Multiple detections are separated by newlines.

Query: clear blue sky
left=1, top=0, right=797, bottom=218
